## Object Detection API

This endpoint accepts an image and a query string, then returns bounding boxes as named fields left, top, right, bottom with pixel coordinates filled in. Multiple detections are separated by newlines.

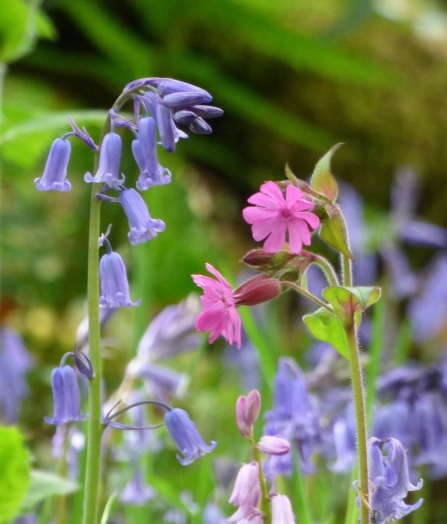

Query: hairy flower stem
left=281, top=281, right=333, bottom=311
left=312, top=254, right=339, bottom=286
left=82, top=88, right=138, bottom=524
left=249, top=431, right=272, bottom=524
left=341, top=254, right=353, bottom=287
left=346, top=320, right=370, bottom=524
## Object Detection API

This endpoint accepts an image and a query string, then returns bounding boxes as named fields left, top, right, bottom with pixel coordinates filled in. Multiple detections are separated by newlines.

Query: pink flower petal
left=247, top=191, right=282, bottom=209
left=259, top=181, right=285, bottom=205
left=263, top=222, right=287, bottom=252
left=291, top=218, right=312, bottom=245
left=285, top=185, right=305, bottom=207
left=290, top=198, right=315, bottom=212
left=251, top=217, right=283, bottom=241
left=243, top=206, right=279, bottom=225
left=295, top=211, right=320, bottom=230
left=287, top=223, right=304, bottom=253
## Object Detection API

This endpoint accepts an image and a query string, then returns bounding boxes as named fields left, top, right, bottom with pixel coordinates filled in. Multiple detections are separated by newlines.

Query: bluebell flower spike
left=35, top=138, right=72, bottom=192
left=164, top=408, right=217, bottom=466
left=45, top=366, right=88, bottom=425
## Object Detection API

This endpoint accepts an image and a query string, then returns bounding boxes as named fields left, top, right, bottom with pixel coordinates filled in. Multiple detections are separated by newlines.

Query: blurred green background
left=2, top=0, right=447, bottom=521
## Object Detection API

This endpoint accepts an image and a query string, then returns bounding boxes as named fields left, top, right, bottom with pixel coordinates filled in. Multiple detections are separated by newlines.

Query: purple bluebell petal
left=84, top=132, right=124, bottom=187
left=188, top=117, right=212, bottom=134
left=153, top=78, right=213, bottom=103
left=120, top=467, right=155, bottom=505
left=380, top=245, right=417, bottom=298
left=156, top=103, right=176, bottom=152
left=188, top=105, right=224, bottom=119
left=35, top=138, right=71, bottom=192
left=119, top=188, right=165, bottom=244
left=99, top=250, right=141, bottom=308
left=400, top=220, right=447, bottom=248
left=173, top=110, right=197, bottom=125
left=164, top=408, right=217, bottom=465
left=45, top=366, right=87, bottom=425
left=161, top=92, right=206, bottom=109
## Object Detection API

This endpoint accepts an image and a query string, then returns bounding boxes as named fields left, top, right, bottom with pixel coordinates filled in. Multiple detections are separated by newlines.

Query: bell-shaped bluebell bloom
left=132, top=117, right=172, bottom=190
left=120, top=467, right=155, bottom=506
left=0, top=328, right=33, bottom=423
left=44, top=365, right=87, bottom=425
left=99, top=241, right=141, bottom=308
left=164, top=408, right=217, bottom=465
left=119, top=188, right=165, bottom=245
left=364, top=437, right=423, bottom=524
left=156, top=102, right=176, bottom=153
left=84, top=131, right=125, bottom=187
left=35, top=138, right=71, bottom=192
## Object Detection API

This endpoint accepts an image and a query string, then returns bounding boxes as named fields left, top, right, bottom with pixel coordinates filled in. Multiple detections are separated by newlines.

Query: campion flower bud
left=164, top=408, right=217, bottom=465
left=99, top=241, right=141, bottom=308
left=271, top=494, right=296, bottom=524
left=44, top=366, right=87, bottom=425
left=161, top=92, right=207, bottom=108
left=236, top=390, right=261, bottom=439
left=229, top=463, right=261, bottom=507
left=233, top=274, right=282, bottom=307
left=119, top=188, right=165, bottom=245
left=257, top=435, right=290, bottom=456
left=133, top=117, right=172, bottom=190
left=35, top=138, right=72, bottom=192
left=84, top=131, right=124, bottom=187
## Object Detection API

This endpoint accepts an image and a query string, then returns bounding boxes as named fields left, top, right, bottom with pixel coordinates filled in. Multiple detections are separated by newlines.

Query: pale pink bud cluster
left=236, top=390, right=261, bottom=439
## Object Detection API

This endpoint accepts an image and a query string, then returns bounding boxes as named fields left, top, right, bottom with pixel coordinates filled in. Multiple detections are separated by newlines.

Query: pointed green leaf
left=310, top=144, right=342, bottom=202
left=19, top=470, right=78, bottom=514
left=322, top=286, right=381, bottom=326
left=303, top=307, right=349, bottom=360
left=343, top=286, right=382, bottom=309
left=0, top=427, right=30, bottom=523
left=319, top=204, right=355, bottom=260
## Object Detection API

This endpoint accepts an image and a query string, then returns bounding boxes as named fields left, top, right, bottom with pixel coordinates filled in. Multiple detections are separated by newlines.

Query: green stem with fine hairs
left=281, top=281, right=333, bottom=312
left=82, top=87, right=141, bottom=524
left=249, top=430, right=272, bottom=524
left=312, top=254, right=339, bottom=287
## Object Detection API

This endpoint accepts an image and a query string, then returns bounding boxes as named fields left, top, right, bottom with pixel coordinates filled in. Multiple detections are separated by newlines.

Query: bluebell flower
left=0, top=328, right=33, bottom=423
left=45, top=365, right=87, bottom=425
left=202, top=503, right=227, bottom=524
left=120, top=467, right=155, bottom=506
left=84, top=131, right=124, bottom=187
left=156, top=102, right=176, bottom=153
left=132, top=117, right=172, bottom=190
left=364, top=437, right=423, bottom=524
left=34, top=138, right=71, bottom=192
left=139, top=363, right=185, bottom=404
left=119, top=188, right=165, bottom=244
left=328, top=416, right=356, bottom=473
left=99, top=240, right=141, bottom=308
left=164, top=408, right=217, bottom=465
left=161, top=92, right=208, bottom=109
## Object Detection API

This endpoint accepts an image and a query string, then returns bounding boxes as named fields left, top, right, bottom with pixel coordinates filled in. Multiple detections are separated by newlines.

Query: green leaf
left=303, top=307, right=349, bottom=360
left=319, top=204, right=355, bottom=260
left=310, top=144, right=342, bottom=202
left=321, top=286, right=381, bottom=326
left=0, top=426, right=30, bottom=523
left=19, top=470, right=79, bottom=514
left=100, top=491, right=118, bottom=524
left=343, top=286, right=381, bottom=310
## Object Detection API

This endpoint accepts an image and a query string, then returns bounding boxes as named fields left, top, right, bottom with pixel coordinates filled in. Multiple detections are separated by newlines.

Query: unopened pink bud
left=229, top=463, right=261, bottom=507
left=236, top=390, right=261, bottom=439
left=271, top=494, right=296, bottom=523
left=233, top=274, right=281, bottom=307
left=241, top=249, right=274, bottom=267
left=257, top=435, right=290, bottom=456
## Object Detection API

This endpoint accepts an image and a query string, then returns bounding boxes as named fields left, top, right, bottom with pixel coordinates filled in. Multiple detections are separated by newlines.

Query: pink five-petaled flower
left=192, top=263, right=242, bottom=349
left=242, top=181, right=320, bottom=254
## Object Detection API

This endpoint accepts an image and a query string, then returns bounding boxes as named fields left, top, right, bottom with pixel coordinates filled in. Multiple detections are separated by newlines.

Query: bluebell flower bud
left=35, top=138, right=72, bottom=192
left=173, top=110, right=197, bottom=125
left=164, top=408, right=217, bottom=465
left=189, top=105, right=224, bottom=119
left=119, top=188, right=165, bottom=245
left=44, top=366, right=87, bottom=425
left=152, top=78, right=213, bottom=103
left=161, top=92, right=207, bottom=109
left=132, top=117, right=172, bottom=190
left=84, top=131, right=125, bottom=187
left=156, top=103, right=176, bottom=153
left=99, top=245, right=141, bottom=308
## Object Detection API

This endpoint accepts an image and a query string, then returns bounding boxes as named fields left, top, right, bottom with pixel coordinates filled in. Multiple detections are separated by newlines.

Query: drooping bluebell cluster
left=263, top=358, right=321, bottom=476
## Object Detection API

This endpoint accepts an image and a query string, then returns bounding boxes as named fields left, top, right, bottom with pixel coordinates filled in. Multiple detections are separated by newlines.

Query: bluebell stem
left=84, top=129, right=124, bottom=187
left=75, top=307, right=114, bottom=351
left=364, top=437, right=423, bottom=524
left=99, top=238, right=141, bottom=308
left=44, top=365, right=87, bottom=425
left=0, top=328, right=33, bottom=423
left=119, top=188, right=166, bottom=244
left=164, top=408, right=217, bottom=465
left=133, top=117, right=172, bottom=190
left=34, top=138, right=71, bottom=192
left=120, top=467, right=155, bottom=505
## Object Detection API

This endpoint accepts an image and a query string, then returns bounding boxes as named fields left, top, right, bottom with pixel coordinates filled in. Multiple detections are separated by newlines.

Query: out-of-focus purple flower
left=271, top=494, right=296, bottom=523
left=84, top=131, right=124, bottom=187
left=75, top=307, right=114, bottom=351
left=135, top=297, right=201, bottom=362
left=34, top=138, right=71, bottom=192
left=228, top=463, right=260, bottom=508
left=0, top=328, right=33, bottom=423
left=164, top=408, right=217, bottom=465
left=202, top=503, right=227, bottom=524
left=133, top=117, right=172, bottom=190
left=52, top=426, right=85, bottom=479
left=120, top=467, right=155, bottom=506
left=408, top=255, right=447, bottom=341
left=45, top=366, right=87, bottom=425
left=381, top=244, right=418, bottom=298
left=364, top=437, right=423, bottom=524
left=119, top=188, right=165, bottom=245
left=99, top=241, right=141, bottom=308
left=327, top=417, right=356, bottom=473
left=264, top=358, right=320, bottom=475
left=140, top=363, right=185, bottom=404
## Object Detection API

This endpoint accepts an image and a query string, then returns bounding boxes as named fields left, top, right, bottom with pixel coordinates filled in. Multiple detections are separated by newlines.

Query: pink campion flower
left=242, top=181, right=320, bottom=254
left=192, top=263, right=242, bottom=349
